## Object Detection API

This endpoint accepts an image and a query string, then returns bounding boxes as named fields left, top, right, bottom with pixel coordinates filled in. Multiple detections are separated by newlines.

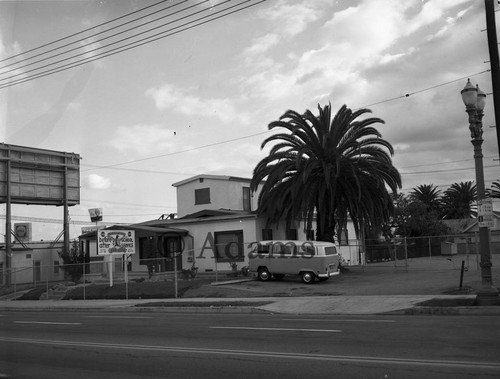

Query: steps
left=40, top=285, right=68, bottom=300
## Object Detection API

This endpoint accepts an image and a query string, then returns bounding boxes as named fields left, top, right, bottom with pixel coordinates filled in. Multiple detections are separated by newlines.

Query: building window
left=337, top=226, right=349, bottom=245
left=195, top=188, right=210, bottom=205
left=139, top=236, right=157, bottom=266
left=262, top=229, right=273, bottom=240
left=286, top=228, right=298, bottom=240
left=243, top=187, right=251, bottom=211
left=214, top=230, right=244, bottom=263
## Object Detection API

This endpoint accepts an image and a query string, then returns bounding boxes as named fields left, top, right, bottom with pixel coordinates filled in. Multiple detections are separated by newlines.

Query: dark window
left=139, top=236, right=156, bottom=265
left=214, top=230, right=244, bottom=263
left=243, top=187, right=251, bottom=211
left=262, top=228, right=273, bottom=240
left=54, top=261, right=59, bottom=274
left=195, top=188, right=210, bottom=205
left=286, top=228, right=298, bottom=240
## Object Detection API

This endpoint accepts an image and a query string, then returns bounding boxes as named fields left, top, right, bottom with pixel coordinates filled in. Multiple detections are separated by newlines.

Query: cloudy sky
left=0, top=0, right=499, bottom=240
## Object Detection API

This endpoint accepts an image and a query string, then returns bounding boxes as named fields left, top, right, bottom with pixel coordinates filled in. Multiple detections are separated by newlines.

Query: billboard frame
left=0, top=143, right=81, bottom=285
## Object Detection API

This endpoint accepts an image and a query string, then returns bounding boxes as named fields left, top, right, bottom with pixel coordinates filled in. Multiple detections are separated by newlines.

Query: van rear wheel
left=301, top=271, right=315, bottom=284
left=258, top=267, right=271, bottom=281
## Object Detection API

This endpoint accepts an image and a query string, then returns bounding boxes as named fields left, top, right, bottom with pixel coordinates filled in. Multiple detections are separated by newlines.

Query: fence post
left=428, top=236, right=432, bottom=263
left=124, top=255, right=129, bottom=300
left=393, top=239, right=397, bottom=268
left=174, top=255, right=178, bottom=299
left=13, top=268, right=16, bottom=298
left=83, top=261, right=86, bottom=301
left=215, top=255, right=218, bottom=283
left=475, top=231, right=480, bottom=271
left=404, top=237, right=408, bottom=272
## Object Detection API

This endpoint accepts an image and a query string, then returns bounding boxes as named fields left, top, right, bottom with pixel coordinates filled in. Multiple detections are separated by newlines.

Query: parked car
left=248, top=240, right=340, bottom=284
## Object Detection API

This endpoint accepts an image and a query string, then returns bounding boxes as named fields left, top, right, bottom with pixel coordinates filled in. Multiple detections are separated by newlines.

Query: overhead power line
left=0, top=0, right=175, bottom=63
left=82, top=131, right=269, bottom=172
left=0, top=0, right=267, bottom=90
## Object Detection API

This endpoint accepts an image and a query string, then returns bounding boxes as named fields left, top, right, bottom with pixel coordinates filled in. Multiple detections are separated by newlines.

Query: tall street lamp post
left=460, top=79, right=499, bottom=305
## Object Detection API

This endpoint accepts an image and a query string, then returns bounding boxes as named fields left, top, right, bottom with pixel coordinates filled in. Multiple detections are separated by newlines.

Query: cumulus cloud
left=83, top=174, right=111, bottom=190
left=108, top=123, right=177, bottom=156
left=146, top=83, right=251, bottom=124
left=260, top=0, right=324, bottom=36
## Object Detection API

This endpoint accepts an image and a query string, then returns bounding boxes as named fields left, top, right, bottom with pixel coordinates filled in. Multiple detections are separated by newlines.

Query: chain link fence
left=1, top=233, right=497, bottom=300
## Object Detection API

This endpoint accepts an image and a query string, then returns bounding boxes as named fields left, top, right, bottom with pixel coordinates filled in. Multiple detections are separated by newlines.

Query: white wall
left=175, top=176, right=260, bottom=217
left=183, top=218, right=259, bottom=273
left=1, top=242, right=66, bottom=285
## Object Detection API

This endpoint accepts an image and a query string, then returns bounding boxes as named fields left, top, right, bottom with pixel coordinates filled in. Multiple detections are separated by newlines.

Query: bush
left=58, top=240, right=85, bottom=283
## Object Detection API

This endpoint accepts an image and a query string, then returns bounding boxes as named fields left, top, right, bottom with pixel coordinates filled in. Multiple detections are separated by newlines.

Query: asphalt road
left=1, top=311, right=500, bottom=379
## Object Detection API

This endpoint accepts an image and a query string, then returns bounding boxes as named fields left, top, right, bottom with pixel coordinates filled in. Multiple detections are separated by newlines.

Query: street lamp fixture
left=460, top=79, right=499, bottom=305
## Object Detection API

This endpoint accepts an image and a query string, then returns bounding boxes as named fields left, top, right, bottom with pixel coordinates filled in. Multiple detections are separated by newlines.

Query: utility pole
left=485, top=0, right=500, bottom=161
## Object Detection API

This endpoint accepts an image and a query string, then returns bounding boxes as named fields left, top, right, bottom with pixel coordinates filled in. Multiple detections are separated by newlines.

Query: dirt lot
left=8, top=254, right=499, bottom=300
left=183, top=254, right=500, bottom=298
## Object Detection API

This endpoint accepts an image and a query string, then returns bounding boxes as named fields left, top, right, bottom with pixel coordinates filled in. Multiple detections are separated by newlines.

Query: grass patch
left=15, top=286, right=47, bottom=300
left=63, top=279, right=209, bottom=300
left=136, top=301, right=271, bottom=307
left=417, top=298, right=476, bottom=307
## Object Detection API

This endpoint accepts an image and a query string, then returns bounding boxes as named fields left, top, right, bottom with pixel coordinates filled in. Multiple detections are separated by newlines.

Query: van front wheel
left=258, top=267, right=271, bottom=281
left=301, top=271, right=315, bottom=284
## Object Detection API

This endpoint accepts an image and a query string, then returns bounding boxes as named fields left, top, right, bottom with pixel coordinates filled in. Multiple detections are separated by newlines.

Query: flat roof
left=172, top=174, right=252, bottom=187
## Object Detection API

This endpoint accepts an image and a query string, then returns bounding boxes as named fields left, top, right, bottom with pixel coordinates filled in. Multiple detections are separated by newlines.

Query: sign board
left=14, top=223, right=32, bottom=242
left=478, top=198, right=494, bottom=228
left=88, top=208, right=103, bottom=222
left=98, top=230, right=136, bottom=255
left=0, top=143, right=80, bottom=206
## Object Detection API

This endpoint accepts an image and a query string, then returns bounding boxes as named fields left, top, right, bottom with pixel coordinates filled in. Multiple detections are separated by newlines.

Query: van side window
left=257, top=244, right=271, bottom=256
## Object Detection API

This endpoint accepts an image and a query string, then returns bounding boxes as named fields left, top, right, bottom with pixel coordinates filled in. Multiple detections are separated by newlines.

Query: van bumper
left=318, top=270, right=340, bottom=278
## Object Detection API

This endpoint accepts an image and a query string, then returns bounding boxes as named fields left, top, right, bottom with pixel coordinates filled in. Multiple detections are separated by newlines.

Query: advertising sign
left=478, top=198, right=494, bottom=228
left=88, top=208, right=103, bottom=222
left=98, top=230, right=136, bottom=255
left=0, top=143, right=80, bottom=206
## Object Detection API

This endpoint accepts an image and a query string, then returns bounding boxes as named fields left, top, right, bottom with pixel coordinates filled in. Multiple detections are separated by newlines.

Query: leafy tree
left=441, top=181, right=477, bottom=219
left=392, top=193, right=449, bottom=237
left=409, top=184, right=442, bottom=213
left=250, top=103, right=401, bottom=242
left=58, top=240, right=85, bottom=282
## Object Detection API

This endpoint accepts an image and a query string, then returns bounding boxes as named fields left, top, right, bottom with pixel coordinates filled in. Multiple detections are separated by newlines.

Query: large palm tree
left=441, top=181, right=477, bottom=219
left=250, top=103, right=401, bottom=242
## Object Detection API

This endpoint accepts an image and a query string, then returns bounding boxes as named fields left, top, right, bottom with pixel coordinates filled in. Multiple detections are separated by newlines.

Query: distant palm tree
left=487, top=180, right=500, bottom=199
left=409, top=184, right=442, bottom=213
left=441, top=181, right=477, bottom=219
left=250, top=103, right=401, bottom=242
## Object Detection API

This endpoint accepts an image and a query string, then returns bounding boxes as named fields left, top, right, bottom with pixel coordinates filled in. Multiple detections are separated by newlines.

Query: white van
left=248, top=240, right=341, bottom=284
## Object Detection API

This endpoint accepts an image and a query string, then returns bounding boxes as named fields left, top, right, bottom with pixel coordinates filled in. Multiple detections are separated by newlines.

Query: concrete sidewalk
left=1, top=294, right=499, bottom=315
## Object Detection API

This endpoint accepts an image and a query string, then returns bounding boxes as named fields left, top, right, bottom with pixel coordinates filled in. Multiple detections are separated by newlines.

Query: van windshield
left=324, top=246, right=337, bottom=255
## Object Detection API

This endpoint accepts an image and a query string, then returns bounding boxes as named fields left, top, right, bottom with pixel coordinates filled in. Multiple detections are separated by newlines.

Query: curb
left=385, top=306, right=500, bottom=316
left=0, top=305, right=272, bottom=314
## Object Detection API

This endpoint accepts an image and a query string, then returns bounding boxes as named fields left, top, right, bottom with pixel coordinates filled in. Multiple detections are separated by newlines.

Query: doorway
left=161, top=235, right=183, bottom=272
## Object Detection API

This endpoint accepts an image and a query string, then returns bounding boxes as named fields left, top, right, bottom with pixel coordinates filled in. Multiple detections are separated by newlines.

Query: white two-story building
left=79, top=174, right=362, bottom=275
